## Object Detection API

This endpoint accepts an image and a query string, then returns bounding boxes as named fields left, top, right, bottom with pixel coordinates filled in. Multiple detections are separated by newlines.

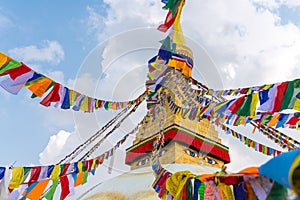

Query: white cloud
left=8, top=40, right=64, bottom=65
left=181, top=0, right=300, bottom=88
left=86, top=0, right=165, bottom=42
left=86, top=6, right=105, bottom=37
left=222, top=63, right=237, bottom=80
left=39, top=130, right=81, bottom=165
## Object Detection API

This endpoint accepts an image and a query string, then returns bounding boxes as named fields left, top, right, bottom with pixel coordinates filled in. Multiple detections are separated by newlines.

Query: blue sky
left=0, top=0, right=106, bottom=78
left=0, top=0, right=300, bottom=185
left=0, top=1, right=108, bottom=165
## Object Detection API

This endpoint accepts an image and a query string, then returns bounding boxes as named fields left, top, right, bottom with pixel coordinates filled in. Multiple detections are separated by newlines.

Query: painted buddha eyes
left=204, top=157, right=217, bottom=165
left=185, top=149, right=199, bottom=157
left=184, top=149, right=218, bottom=165
left=137, top=158, right=149, bottom=166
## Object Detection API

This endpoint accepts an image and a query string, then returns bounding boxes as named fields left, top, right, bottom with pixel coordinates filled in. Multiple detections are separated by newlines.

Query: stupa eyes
left=204, top=157, right=217, bottom=165
left=137, top=158, right=150, bottom=166
left=185, top=149, right=199, bottom=158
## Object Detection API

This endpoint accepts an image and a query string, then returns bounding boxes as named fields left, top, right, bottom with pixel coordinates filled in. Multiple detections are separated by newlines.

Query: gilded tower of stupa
left=125, top=43, right=230, bottom=170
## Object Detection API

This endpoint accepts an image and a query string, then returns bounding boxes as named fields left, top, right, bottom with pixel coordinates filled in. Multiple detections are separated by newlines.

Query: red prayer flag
left=0, top=62, right=31, bottom=80
left=29, top=166, right=42, bottom=185
left=88, top=159, right=93, bottom=172
left=40, top=83, right=61, bottom=107
left=228, top=96, right=246, bottom=114
left=157, top=10, right=178, bottom=32
left=272, top=82, right=288, bottom=112
left=60, top=176, right=70, bottom=200
left=286, top=116, right=299, bottom=126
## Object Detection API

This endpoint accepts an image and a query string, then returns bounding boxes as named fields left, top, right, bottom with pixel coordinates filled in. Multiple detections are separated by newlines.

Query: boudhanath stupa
left=0, top=0, right=300, bottom=199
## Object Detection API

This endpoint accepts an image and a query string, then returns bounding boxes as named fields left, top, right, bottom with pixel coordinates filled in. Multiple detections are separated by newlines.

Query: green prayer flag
left=163, top=0, right=180, bottom=15
left=234, top=116, right=244, bottom=126
left=0, top=59, right=22, bottom=75
left=160, top=36, right=172, bottom=51
left=266, top=182, right=287, bottom=200
left=262, top=145, right=266, bottom=154
left=198, top=182, right=205, bottom=199
left=186, top=179, right=193, bottom=200
left=236, top=95, right=252, bottom=116
left=104, top=102, right=111, bottom=110
left=70, top=91, right=77, bottom=106
left=280, top=80, right=295, bottom=111
left=288, top=80, right=300, bottom=110
left=82, top=171, right=89, bottom=185
left=261, top=115, right=273, bottom=125
left=44, top=180, right=59, bottom=200
left=172, top=43, right=177, bottom=53
left=60, top=164, right=65, bottom=175
left=23, top=167, right=31, bottom=181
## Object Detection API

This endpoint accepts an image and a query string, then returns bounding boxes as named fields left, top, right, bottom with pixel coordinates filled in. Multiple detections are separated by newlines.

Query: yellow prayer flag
left=151, top=57, right=165, bottom=71
left=250, top=93, right=259, bottom=118
left=78, top=162, right=83, bottom=173
left=294, top=99, right=300, bottom=110
left=0, top=52, right=11, bottom=68
left=173, top=0, right=186, bottom=45
left=80, top=96, right=89, bottom=112
left=50, top=165, right=60, bottom=180
left=147, top=72, right=154, bottom=80
left=9, top=167, right=24, bottom=189
left=220, top=184, right=234, bottom=200
left=262, top=84, right=273, bottom=90
left=91, top=158, right=96, bottom=170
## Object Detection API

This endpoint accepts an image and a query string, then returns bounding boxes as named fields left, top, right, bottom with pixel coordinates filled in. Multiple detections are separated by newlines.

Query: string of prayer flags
left=214, top=78, right=300, bottom=97
left=165, top=77, right=300, bottom=129
left=166, top=88, right=300, bottom=131
left=219, top=124, right=283, bottom=156
left=1, top=123, right=137, bottom=200
left=0, top=52, right=147, bottom=113
left=220, top=112, right=300, bottom=129
left=253, top=123, right=300, bottom=150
